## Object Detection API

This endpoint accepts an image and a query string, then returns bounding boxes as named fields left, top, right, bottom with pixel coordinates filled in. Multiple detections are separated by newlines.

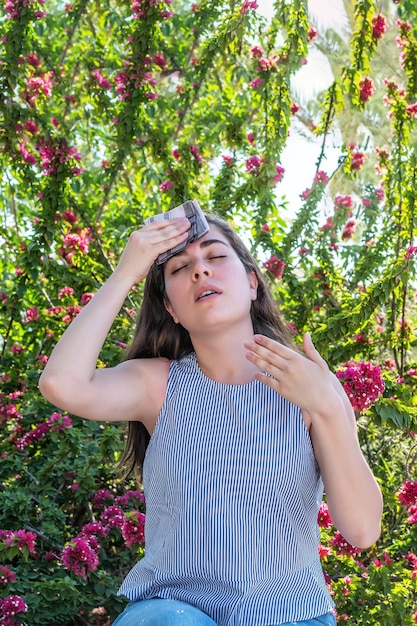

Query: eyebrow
left=169, top=239, right=230, bottom=259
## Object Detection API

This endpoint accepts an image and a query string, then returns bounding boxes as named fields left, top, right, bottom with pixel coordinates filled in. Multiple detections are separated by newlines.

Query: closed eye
left=171, top=264, right=188, bottom=274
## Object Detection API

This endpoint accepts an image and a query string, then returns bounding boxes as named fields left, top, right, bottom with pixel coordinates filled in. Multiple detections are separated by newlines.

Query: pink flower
left=249, top=77, right=263, bottom=89
left=263, top=256, right=285, bottom=279
left=92, top=69, right=111, bottom=90
left=0, top=595, right=27, bottom=619
left=258, top=55, right=279, bottom=71
left=101, top=505, right=125, bottom=528
left=359, top=76, right=375, bottom=102
left=81, top=292, right=94, bottom=305
left=189, top=145, right=202, bottom=163
left=25, top=53, right=40, bottom=67
left=115, top=489, right=145, bottom=507
left=405, top=246, right=417, bottom=259
left=92, top=489, right=113, bottom=509
left=318, top=502, right=333, bottom=528
left=273, top=165, right=285, bottom=184
left=330, top=531, right=362, bottom=557
left=336, top=361, right=384, bottom=412
left=250, top=45, right=264, bottom=58
left=350, top=151, right=367, bottom=171
left=374, top=188, right=384, bottom=202
left=372, top=14, right=388, bottom=39
left=15, top=412, right=72, bottom=449
left=152, top=54, right=167, bottom=68
left=18, top=143, right=36, bottom=165
left=245, top=155, right=262, bottom=173
left=334, top=195, right=353, bottom=211
left=81, top=522, right=109, bottom=538
left=10, top=344, right=24, bottom=354
left=318, top=544, right=331, bottom=559
left=314, top=170, right=329, bottom=185
left=406, top=103, right=417, bottom=119
left=290, top=102, right=300, bottom=114
left=261, top=224, right=270, bottom=232
left=240, top=0, right=258, bottom=14
left=246, top=132, right=255, bottom=144
left=58, top=286, right=74, bottom=299
left=159, top=180, right=174, bottom=191
left=22, top=72, right=54, bottom=106
left=0, top=565, right=16, bottom=585
left=61, top=537, right=99, bottom=579
left=307, top=27, right=318, bottom=42
left=398, top=480, right=417, bottom=507
left=122, top=511, right=146, bottom=546
left=342, top=219, right=357, bottom=240
left=58, top=229, right=92, bottom=265
left=4, top=529, right=37, bottom=554
left=222, top=155, right=234, bottom=165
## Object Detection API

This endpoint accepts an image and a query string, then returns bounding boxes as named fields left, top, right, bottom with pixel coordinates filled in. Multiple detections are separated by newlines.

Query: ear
left=248, top=271, right=258, bottom=301
left=164, top=298, right=180, bottom=324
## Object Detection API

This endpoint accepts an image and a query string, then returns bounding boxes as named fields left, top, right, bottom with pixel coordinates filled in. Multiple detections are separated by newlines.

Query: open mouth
left=196, top=290, right=219, bottom=301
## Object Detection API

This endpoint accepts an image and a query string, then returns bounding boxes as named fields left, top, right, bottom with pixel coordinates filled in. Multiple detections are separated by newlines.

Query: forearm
left=310, top=397, right=383, bottom=548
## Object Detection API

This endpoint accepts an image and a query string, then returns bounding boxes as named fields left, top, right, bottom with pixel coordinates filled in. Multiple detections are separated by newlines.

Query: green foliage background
left=1, top=0, right=417, bottom=624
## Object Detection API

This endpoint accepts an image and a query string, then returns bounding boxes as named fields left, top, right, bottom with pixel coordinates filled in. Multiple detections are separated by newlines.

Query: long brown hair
left=119, top=213, right=294, bottom=481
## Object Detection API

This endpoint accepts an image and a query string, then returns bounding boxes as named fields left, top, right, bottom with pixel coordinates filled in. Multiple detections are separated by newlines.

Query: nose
left=192, top=259, right=212, bottom=281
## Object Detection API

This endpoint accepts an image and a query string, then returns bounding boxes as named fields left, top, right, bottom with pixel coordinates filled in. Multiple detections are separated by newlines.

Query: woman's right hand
left=113, top=218, right=191, bottom=286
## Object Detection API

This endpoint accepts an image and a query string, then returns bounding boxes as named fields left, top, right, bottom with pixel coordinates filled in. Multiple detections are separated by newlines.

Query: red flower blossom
left=160, top=180, right=174, bottom=191
left=122, top=511, right=146, bottom=546
left=329, top=531, right=362, bottom=557
left=398, top=480, right=417, bottom=507
left=314, top=170, right=329, bottom=185
left=0, top=565, right=16, bottom=585
left=336, top=361, right=384, bottom=412
left=359, top=76, right=375, bottom=102
left=273, top=164, right=285, bottom=184
left=245, top=155, right=262, bottom=173
left=342, top=219, right=357, bottom=240
left=372, top=14, right=388, bottom=39
left=4, top=529, right=37, bottom=554
left=263, top=256, right=285, bottom=279
left=350, top=151, right=367, bottom=171
left=0, top=595, right=27, bottom=621
left=249, top=77, right=263, bottom=89
left=318, top=502, right=333, bottom=528
left=240, top=0, right=258, bottom=14
left=61, top=537, right=99, bottom=579
left=250, top=45, right=264, bottom=58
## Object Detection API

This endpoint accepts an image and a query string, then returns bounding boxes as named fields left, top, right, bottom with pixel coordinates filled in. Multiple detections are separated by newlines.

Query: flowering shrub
left=1, top=0, right=417, bottom=624
left=336, top=362, right=385, bottom=412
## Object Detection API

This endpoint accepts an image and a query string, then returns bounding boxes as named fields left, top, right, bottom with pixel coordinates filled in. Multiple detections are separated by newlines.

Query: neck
left=190, top=323, right=259, bottom=385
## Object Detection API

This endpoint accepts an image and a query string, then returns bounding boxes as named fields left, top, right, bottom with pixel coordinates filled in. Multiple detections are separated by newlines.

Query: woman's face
left=163, top=225, right=258, bottom=336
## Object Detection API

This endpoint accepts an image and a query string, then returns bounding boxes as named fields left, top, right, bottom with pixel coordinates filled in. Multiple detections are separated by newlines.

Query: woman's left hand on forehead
left=244, top=332, right=335, bottom=413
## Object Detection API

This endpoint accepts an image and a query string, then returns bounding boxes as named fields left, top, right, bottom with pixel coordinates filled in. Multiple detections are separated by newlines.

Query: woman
left=39, top=213, right=383, bottom=626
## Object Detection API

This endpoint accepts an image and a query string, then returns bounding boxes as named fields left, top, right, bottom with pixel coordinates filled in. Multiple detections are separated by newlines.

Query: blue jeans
left=111, top=599, right=217, bottom=625
left=111, top=599, right=336, bottom=626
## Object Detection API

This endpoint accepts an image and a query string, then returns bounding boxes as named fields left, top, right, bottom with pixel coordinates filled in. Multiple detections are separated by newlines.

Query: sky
left=256, top=0, right=349, bottom=218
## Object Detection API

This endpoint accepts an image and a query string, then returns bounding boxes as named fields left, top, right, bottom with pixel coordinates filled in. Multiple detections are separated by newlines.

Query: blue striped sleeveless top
left=118, top=353, right=334, bottom=625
